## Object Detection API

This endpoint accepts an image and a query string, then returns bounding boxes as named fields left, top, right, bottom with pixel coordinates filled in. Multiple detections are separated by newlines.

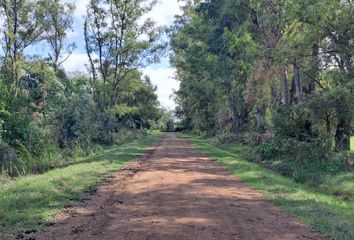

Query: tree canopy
left=0, top=0, right=165, bottom=176
left=171, top=0, right=354, bottom=175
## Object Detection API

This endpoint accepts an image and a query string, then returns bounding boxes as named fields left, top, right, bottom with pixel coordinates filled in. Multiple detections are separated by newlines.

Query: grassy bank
left=181, top=134, right=354, bottom=240
left=0, top=133, right=161, bottom=237
left=1, top=129, right=150, bottom=177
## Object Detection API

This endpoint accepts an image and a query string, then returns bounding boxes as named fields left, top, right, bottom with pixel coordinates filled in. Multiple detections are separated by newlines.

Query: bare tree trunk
left=38, top=62, right=46, bottom=116
left=84, top=19, right=101, bottom=113
left=325, top=111, right=331, bottom=134
left=271, top=79, right=277, bottom=101
left=228, top=87, right=237, bottom=131
left=293, top=64, right=302, bottom=103
left=281, top=70, right=290, bottom=105
left=335, top=116, right=352, bottom=170
left=11, top=0, right=19, bottom=92
left=309, top=43, right=319, bottom=94
left=256, top=104, right=266, bottom=133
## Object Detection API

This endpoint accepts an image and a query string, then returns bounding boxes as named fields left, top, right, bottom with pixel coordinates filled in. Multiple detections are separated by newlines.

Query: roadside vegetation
left=203, top=135, right=354, bottom=202
left=171, top=0, right=353, bottom=195
left=0, top=133, right=161, bottom=237
left=0, top=0, right=352, bottom=238
left=0, top=1, right=169, bottom=236
left=0, top=0, right=166, bottom=177
left=172, top=1, right=353, bottom=238
left=182, top=134, right=354, bottom=240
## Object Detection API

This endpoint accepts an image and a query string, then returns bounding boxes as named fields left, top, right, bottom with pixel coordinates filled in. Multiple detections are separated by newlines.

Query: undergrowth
left=1, top=129, right=148, bottom=177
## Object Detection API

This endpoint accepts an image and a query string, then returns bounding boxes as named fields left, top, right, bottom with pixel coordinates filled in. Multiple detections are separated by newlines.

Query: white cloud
left=65, top=0, right=90, bottom=17
left=148, top=0, right=182, bottom=26
left=69, top=0, right=183, bottom=21
left=144, top=0, right=182, bottom=109
left=143, top=65, right=179, bottom=109
left=62, top=53, right=89, bottom=73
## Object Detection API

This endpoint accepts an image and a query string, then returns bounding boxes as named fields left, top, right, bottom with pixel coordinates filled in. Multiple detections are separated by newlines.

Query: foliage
left=155, top=108, right=175, bottom=132
left=0, top=141, right=17, bottom=176
left=0, top=0, right=163, bottom=176
left=171, top=0, right=354, bottom=182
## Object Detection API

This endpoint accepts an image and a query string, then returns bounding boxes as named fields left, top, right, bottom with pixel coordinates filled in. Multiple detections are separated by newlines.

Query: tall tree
left=0, top=0, right=46, bottom=91
left=172, top=0, right=353, bottom=157
left=44, top=0, right=76, bottom=73
left=84, top=0, right=164, bottom=129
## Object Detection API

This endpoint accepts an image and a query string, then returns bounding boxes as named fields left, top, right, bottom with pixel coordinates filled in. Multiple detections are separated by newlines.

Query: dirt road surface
left=34, top=134, right=325, bottom=240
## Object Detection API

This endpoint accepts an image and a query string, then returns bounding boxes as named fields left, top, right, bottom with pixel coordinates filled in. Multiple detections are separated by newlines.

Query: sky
left=60, top=0, right=182, bottom=110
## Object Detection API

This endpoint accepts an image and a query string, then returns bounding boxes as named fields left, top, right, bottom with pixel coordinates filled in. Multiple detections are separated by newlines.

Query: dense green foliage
left=182, top=134, right=354, bottom=240
left=0, top=0, right=164, bottom=176
left=155, top=108, right=176, bottom=132
left=171, top=0, right=354, bottom=183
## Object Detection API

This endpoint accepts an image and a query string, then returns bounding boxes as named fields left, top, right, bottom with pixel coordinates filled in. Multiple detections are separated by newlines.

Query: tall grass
left=1, top=130, right=148, bottom=177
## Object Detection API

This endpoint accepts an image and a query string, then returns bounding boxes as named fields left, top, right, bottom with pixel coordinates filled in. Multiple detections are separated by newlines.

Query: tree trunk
left=293, top=64, right=302, bottom=103
left=335, top=117, right=351, bottom=152
left=256, top=104, right=266, bottom=133
left=228, top=87, right=237, bottom=131
left=281, top=70, right=290, bottom=105
left=309, top=43, right=319, bottom=94
left=239, top=97, right=249, bottom=130
left=325, top=111, right=331, bottom=134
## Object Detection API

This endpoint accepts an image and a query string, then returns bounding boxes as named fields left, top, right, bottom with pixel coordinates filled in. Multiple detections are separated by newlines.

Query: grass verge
left=181, top=133, right=354, bottom=240
left=0, top=133, right=161, bottom=237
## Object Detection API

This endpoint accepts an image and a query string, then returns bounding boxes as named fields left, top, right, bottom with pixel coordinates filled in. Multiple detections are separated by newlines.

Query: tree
left=0, top=0, right=46, bottom=91
left=44, top=0, right=76, bottom=73
left=84, top=0, right=164, bottom=113
left=172, top=0, right=353, bottom=166
left=0, top=0, right=162, bottom=176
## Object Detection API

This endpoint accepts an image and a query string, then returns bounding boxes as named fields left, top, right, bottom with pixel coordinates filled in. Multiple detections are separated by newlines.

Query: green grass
left=0, top=133, right=161, bottom=237
left=320, top=172, right=354, bottom=201
left=350, top=136, right=354, bottom=158
left=181, top=134, right=354, bottom=240
left=218, top=140, right=354, bottom=202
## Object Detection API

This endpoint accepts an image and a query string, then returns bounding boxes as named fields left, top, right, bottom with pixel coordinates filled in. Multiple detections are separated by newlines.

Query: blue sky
left=60, top=0, right=182, bottom=109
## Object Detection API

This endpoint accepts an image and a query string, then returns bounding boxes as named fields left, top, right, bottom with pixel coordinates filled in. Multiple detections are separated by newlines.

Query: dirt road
left=35, top=134, right=325, bottom=240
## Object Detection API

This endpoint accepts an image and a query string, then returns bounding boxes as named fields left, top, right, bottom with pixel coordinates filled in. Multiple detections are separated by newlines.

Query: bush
left=320, top=172, right=354, bottom=201
left=208, top=133, right=244, bottom=145
left=0, top=141, right=18, bottom=176
left=253, top=136, right=347, bottom=184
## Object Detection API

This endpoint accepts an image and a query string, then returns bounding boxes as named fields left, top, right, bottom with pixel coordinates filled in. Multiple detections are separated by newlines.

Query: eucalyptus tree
left=170, top=1, right=218, bottom=133
left=44, top=0, right=76, bottom=73
left=0, top=0, right=47, bottom=92
left=84, top=0, right=164, bottom=116
left=275, top=0, right=354, bottom=151
left=172, top=0, right=353, bottom=165
left=171, top=0, right=258, bottom=133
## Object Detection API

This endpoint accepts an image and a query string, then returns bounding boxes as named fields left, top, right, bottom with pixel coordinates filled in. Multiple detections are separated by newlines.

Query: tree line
left=171, top=0, right=354, bottom=182
left=0, top=0, right=164, bottom=176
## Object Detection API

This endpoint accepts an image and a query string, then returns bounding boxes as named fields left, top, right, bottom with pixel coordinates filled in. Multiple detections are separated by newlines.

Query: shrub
left=253, top=136, right=347, bottom=184
left=208, top=133, right=244, bottom=145
left=0, top=141, right=18, bottom=176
